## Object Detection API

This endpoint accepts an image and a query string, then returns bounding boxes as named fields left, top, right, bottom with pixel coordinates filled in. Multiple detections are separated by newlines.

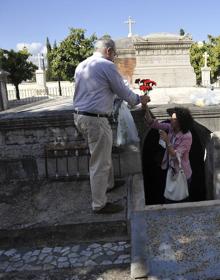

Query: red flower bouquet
left=135, top=78, right=157, bottom=95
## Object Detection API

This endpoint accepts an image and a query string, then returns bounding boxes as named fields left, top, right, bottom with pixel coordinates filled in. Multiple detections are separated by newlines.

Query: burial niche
left=142, top=120, right=211, bottom=205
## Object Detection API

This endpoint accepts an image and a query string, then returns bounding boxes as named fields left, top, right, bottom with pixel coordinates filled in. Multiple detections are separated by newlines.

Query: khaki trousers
left=74, top=114, right=114, bottom=210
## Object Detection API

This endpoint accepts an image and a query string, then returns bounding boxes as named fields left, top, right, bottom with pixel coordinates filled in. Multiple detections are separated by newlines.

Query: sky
left=1, top=0, right=220, bottom=56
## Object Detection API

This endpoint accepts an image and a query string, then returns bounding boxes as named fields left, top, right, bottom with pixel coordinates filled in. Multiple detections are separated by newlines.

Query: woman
left=145, top=105, right=194, bottom=203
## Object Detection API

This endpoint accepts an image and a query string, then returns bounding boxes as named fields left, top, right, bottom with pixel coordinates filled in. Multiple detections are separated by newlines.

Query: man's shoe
left=93, top=202, right=124, bottom=214
left=107, top=179, right=125, bottom=193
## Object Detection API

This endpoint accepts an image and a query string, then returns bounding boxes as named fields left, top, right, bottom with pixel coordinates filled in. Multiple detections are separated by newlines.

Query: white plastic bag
left=164, top=154, right=189, bottom=201
left=116, top=102, right=140, bottom=146
left=190, top=89, right=220, bottom=107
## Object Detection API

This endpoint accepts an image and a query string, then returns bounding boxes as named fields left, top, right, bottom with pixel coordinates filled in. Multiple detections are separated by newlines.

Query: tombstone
left=132, top=33, right=196, bottom=87
left=35, top=53, right=48, bottom=94
left=201, top=51, right=211, bottom=87
left=0, top=69, right=9, bottom=110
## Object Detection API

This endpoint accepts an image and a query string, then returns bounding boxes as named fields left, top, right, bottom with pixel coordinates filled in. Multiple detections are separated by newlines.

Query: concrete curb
left=128, top=174, right=149, bottom=279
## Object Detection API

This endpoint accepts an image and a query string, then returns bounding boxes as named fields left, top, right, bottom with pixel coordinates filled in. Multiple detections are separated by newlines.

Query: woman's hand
left=140, top=95, right=151, bottom=110
left=159, top=130, right=169, bottom=144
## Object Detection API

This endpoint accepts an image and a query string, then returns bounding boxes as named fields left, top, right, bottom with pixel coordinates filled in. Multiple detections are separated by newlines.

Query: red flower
left=136, top=78, right=157, bottom=94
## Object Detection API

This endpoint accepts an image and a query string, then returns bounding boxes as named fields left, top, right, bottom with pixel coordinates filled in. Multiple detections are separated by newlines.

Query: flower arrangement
left=135, top=79, right=157, bottom=95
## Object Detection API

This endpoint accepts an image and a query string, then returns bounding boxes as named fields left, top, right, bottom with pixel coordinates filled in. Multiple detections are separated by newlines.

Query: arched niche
left=141, top=120, right=212, bottom=205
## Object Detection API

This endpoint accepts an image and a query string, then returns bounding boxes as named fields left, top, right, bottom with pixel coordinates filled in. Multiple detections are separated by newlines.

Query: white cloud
left=16, top=42, right=47, bottom=67
left=16, top=42, right=47, bottom=55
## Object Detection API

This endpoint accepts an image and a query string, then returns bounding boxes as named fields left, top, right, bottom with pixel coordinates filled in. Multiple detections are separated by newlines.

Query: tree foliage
left=49, top=28, right=97, bottom=81
left=46, top=37, right=53, bottom=81
left=0, top=48, right=37, bottom=99
left=179, top=28, right=185, bottom=36
left=190, top=35, right=220, bottom=85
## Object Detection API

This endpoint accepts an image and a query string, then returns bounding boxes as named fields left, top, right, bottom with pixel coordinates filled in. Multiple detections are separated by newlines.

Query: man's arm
left=105, top=63, right=147, bottom=106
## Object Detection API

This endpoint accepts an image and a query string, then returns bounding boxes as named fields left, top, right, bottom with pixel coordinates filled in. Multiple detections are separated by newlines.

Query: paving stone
left=71, top=245, right=80, bottom=252
left=51, top=260, right=57, bottom=266
left=78, top=256, right=88, bottom=262
left=91, top=253, right=101, bottom=260
left=22, top=264, right=36, bottom=271
left=0, top=250, right=4, bottom=256
left=9, top=253, right=21, bottom=261
left=118, top=241, right=127, bottom=245
left=38, top=253, right=48, bottom=261
left=117, top=246, right=125, bottom=251
left=26, top=256, right=38, bottom=263
left=103, top=243, right=113, bottom=248
left=58, top=262, right=70, bottom=268
left=32, top=249, right=41, bottom=256
left=12, top=261, right=24, bottom=268
left=101, top=260, right=113, bottom=265
left=94, top=247, right=102, bottom=253
left=61, top=247, right=71, bottom=254
left=80, top=250, right=93, bottom=257
left=42, top=247, right=52, bottom=254
left=43, top=264, right=56, bottom=270
left=4, top=249, right=17, bottom=257
left=69, top=258, right=77, bottom=265
left=106, top=250, right=115, bottom=256
left=88, top=243, right=101, bottom=249
left=53, top=246, right=62, bottom=253
left=68, top=252, right=78, bottom=258
left=114, top=258, right=123, bottom=264
left=22, top=251, right=32, bottom=260
left=84, top=260, right=97, bottom=266
left=58, top=256, right=68, bottom=262
left=118, top=254, right=130, bottom=259
left=5, top=266, right=15, bottom=272
left=43, top=255, right=54, bottom=263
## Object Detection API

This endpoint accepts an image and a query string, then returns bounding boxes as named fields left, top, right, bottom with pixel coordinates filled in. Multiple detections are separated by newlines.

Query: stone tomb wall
left=0, top=108, right=142, bottom=183
left=1, top=103, right=220, bottom=202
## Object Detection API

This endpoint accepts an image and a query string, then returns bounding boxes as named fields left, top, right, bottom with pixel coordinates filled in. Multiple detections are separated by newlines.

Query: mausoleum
left=115, top=32, right=196, bottom=87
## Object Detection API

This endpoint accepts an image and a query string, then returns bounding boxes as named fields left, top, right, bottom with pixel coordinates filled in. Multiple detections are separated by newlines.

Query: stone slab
left=136, top=203, right=220, bottom=279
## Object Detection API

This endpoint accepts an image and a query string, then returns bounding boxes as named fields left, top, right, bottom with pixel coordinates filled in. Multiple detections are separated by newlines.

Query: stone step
left=0, top=179, right=128, bottom=248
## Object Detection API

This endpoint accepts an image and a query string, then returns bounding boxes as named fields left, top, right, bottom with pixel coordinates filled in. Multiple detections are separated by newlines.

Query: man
left=73, top=38, right=149, bottom=214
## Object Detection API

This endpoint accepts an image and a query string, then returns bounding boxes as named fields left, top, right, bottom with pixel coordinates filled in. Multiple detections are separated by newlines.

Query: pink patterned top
left=151, top=119, right=192, bottom=179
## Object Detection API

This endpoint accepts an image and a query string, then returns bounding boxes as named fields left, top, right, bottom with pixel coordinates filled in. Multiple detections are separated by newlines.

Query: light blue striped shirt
left=73, top=52, right=140, bottom=114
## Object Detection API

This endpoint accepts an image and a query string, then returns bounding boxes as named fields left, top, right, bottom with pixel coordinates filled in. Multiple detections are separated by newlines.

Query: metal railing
left=6, top=84, right=74, bottom=107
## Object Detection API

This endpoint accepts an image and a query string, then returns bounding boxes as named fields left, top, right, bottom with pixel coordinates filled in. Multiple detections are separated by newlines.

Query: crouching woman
left=145, top=105, right=194, bottom=203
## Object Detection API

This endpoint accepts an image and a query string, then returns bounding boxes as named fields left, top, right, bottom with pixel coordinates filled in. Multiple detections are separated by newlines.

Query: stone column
left=201, top=52, right=211, bottom=87
left=35, top=54, right=48, bottom=95
left=0, top=69, right=9, bottom=110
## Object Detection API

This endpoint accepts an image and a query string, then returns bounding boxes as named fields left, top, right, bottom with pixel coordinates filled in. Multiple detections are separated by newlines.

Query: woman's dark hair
left=167, top=107, right=194, bottom=133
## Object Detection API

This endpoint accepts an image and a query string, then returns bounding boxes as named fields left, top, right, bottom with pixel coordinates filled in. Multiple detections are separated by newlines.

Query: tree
left=49, top=28, right=97, bottom=82
left=179, top=28, right=185, bottom=36
left=46, top=37, right=53, bottom=81
left=190, top=42, right=206, bottom=84
left=207, top=35, right=220, bottom=82
left=190, top=35, right=220, bottom=85
left=99, top=34, right=111, bottom=40
left=0, top=48, right=37, bottom=99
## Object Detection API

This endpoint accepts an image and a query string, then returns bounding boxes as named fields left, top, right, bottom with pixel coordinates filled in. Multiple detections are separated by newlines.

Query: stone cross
left=124, top=16, right=135, bottom=37
left=203, top=52, right=209, bottom=67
